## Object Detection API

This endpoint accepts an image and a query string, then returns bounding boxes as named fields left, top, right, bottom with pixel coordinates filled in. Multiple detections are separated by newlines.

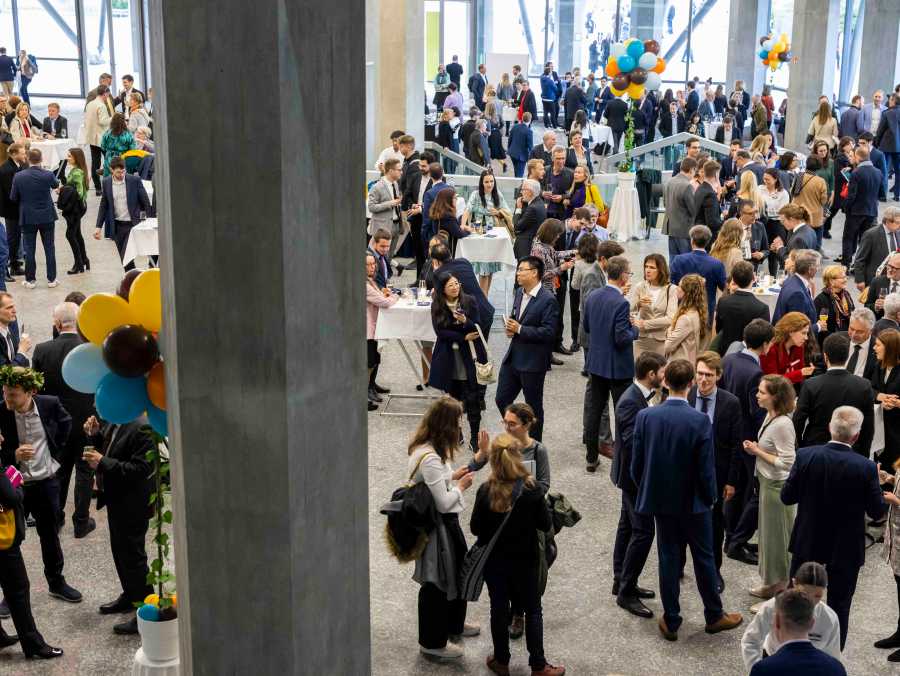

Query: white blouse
left=755, top=414, right=796, bottom=481
left=407, top=445, right=464, bottom=514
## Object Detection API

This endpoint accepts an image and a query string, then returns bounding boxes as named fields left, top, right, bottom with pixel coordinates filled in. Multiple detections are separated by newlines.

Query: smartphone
left=502, top=314, right=509, bottom=326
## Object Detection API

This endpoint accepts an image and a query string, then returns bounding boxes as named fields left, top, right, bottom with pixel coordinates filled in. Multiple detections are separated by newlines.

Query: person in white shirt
left=741, top=561, right=842, bottom=668
left=375, top=130, right=405, bottom=173
left=846, top=308, right=876, bottom=379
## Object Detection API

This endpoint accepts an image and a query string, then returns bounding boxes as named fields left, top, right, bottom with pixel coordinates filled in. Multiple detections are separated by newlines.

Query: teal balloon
left=62, top=343, right=110, bottom=394
left=95, top=373, right=150, bottom=424
left=609, top=41, right=626, bottom=58
left=137, top=604, right=160, bottom=622
left=626, top=40, right=645, bottom=60
left=758, top=49, right=769, bottom=59
left=147, top=404, right=167, bottom=436
left=617, top=54, right=636, bottom=73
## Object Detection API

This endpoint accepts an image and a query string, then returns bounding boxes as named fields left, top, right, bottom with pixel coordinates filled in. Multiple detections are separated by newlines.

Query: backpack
left=380, top=452, right=438, bottom=562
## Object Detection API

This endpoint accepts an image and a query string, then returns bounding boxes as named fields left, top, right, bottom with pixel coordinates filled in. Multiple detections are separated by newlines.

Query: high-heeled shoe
left=83, top=258, right=90, bottom=271
left=67, top=265, right=84, bottom=275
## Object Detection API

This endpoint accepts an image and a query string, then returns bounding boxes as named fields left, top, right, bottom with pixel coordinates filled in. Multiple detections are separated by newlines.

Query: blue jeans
left=18, top=76, right=30, bottom=104
left=22, top=222, right=56, bottom=283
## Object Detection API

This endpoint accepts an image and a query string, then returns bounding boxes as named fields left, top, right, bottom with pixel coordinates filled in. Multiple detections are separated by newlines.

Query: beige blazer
left=790, top=173, right=829, bottom=228
left=665, top=309, right=702, bottom=363
left=83, top=97, right=112, bottom=147
left=630, top=281, right=678, bottom=343
left=8, top=117, right=35, bottom=143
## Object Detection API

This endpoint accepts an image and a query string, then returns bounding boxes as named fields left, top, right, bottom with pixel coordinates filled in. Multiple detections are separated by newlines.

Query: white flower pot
left=617, top=171, right=637, bottom=188
left=138, top=616, right=179, bottom=663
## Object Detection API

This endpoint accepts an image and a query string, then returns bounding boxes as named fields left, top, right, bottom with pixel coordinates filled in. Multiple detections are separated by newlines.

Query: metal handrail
left=423, top=142, right=486, bottom=175
left=600, top=132, right=732, bottom=172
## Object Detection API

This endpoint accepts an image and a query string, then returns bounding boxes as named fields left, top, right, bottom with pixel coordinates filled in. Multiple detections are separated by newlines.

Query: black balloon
left=643, top=39, right=660, bottom=54
left=117, top=269, right=143, bottom=301
left=103, top=325, right=160, bottom=378
left=613, top=73, right=630, bottom=91
left=759, top=35, right=771, bottom=46
left=629, top=67, right=648, bottom=85
left=778, top=51, right=790, bottom=62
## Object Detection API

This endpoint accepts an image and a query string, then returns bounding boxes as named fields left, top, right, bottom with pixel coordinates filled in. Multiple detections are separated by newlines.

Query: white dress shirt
left=112, top=177, right=130, bottom=221
left=517, top=283, right=541, bottom=322
left=849, top=337, right=871, bottom=377
left=14, top=399, right=58, bottom=482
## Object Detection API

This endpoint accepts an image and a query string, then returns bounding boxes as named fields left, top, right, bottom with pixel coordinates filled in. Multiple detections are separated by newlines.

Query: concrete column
left=557, top=0, right=575, bottom=72
left=149, top=2, right=370, bottom=674
left=630, top=0, right=664, bottom=41
left=376, top=0, right=425, bottom=152
left=725, top=0, right=768, bottom=97
left=858, top=0, right=900, bottom=102
left=784, top=0, right=841, bottom=152
left=367, top=0, right=380, bottom=168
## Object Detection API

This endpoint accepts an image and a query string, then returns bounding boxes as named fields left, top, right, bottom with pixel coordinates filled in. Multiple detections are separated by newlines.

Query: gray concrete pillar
left=784, top=0, right=841, bottom=152
left=725, top=0, right=769, bottom=98
left=858, top=0, right=900, bottom=103
left=376, top=0, right=425, bottom=150
left=149, top=2, right=370, bottom=674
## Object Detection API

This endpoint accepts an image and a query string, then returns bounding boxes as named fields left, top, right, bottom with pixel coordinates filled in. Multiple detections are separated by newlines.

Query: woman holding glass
left=630, top=253, right=678, bottom=359
left=664, top=274, right=707, bottom=363
left=813, top=264, right=855, bottom=344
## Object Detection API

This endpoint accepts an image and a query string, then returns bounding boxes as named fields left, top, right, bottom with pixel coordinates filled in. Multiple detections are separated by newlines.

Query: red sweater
left=760, top=342, right=806, bottom=384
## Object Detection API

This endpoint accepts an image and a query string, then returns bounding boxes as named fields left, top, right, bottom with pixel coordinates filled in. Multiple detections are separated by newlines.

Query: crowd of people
left=368, top=69, right=900, bottom=674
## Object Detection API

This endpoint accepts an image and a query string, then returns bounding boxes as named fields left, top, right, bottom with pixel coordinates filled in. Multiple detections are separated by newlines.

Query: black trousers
left=612, top=489, right=655, bottom=595
left=568, top=287, right=581, bottom=345
left=407, top=216, right=426, bottom=282
left=56, top=428, right=94, bottom=530
left=727, top=454, right=759, bottom=550
left=89, top=145, right=103, bottom=192
left=484, top=559, right=546, bottom=669
left=553, top=276, right=568, bottom=347
left=842, top=214, right=872, bottom=264
left=5, top=216, right=19, bottom=268
left=712, top=497, right=726, bottom=573
left=113, top=220, right=135, bottom=271
left=764, top=218, right=786, bottom=276
left=107, top=501, right=152, bottom=604
left=63, top=213, right=88, bottom=269
left=584, top=375, right=630, bottom=463
left=447, top=378, right=482, bottom=450
left=0, top=546, right=46, bottom=654
left=418, top=514, right=466, bottom=649
left=790, top=556, right=859, bottom=651
left=495, top=365, right=547, bottom=441
left=23, top=478, right=65, bottom=588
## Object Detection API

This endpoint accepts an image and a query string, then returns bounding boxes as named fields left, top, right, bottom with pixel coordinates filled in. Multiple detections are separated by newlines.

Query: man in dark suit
left=0, top=292, right=29, bottom=367
left=781, top=405, right=887, bottom=649
left=94, top=156, right=151, bottom=271
left=583, top=256, right=639, bottom=471
left=670, top=225, right=726, bottom=326
left=639, top=92, right=658, bottom=143
left=715, top=262, right=770, bottom=355
left=720, top=319, right=774, bottom=564
left=845, top=308, right=879, bottom=382
left=31, top=302, right=96, bottom=537
left=83, top=415, right=154, bottom=635
left=774, top=213, right=818, bottom=267
left=852, top=208, right=899, bottom=288
left=419, top=163, right=447, bottom=245
left=112, top=74, right=145, bottom=116
left=528, top=131, right=556, bottom=169
left=793, top=333, right=874, bottom=457
left=875, top=96, right=900, bottom=201
left=446, top=55, right=463, bottom=88
left=495, top=256, right=559, bottom=441
left=736, top=150, right=766, bottom=184
left=714, top=117, right=741, bottom=144
left=0, top=142, right=25, bottom=278
left=630, top=359, right=743, bottom=641
left=858, top=131, right=889, bottom=201
left=657, top=100, right=685, bottom=138
left=693, top=161, right=724, bottom=239
left=749, top=590, right=847, bottom=676
left=684, top=81, right=699, bottom=119
left=842, top=146, right=883, bottom=266
left=470, top=64, right=487, bottom=111
left=513, top=82, right=538, bottom=123
left=611, top=351, right=666, bottom=619
left=367, top=229, right=392, bottom=290
left=512, top=180, right=546, bottom=260
left=772, top=250, right=822, bottom=333
left=9, top=148, right=58, bottom=287
left=41, top=103, right=67, bottom=139
left=718, top=139, right=742, bottom=185
left=563, top=81, right=587, bottom=131
left=866, top=252, right=900, bottom=319
left=689, top=352, right=742, bottom=590
left=430, top=243, right=494, bottom=336
left=603, top=96, right=629, bottom=151
left=0, top=47, right=15, bottom=95
left=0, top=366, right=81, bottom=604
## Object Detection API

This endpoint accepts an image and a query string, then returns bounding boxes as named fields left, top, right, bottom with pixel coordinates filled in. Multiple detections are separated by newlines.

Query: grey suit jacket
left=663, top=173, right=696, bottom=238
left=367, top=177, right=401, bottom=234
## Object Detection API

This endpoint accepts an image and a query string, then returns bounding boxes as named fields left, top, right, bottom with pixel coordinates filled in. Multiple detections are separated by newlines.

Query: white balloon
left=638, top=52, right=657, bottom=70
left=645, top=72, right=662, bottom=91
left=610, top=42, right=626, bottom=58
left=762, top=39, right=774, bottom=51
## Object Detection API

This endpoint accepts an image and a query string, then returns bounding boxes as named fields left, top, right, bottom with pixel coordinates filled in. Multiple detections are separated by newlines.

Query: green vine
left=145, top=430, right=175, bottom=612
left=619, top=105, right=636, bottom=172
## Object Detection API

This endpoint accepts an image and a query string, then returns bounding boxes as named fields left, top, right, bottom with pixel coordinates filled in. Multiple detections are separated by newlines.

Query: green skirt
left=758, top=474, right=796, bottom=585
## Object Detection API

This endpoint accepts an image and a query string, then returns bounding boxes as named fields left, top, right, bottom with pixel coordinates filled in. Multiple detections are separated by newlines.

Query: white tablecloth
left=34, top=138, right=75, bottom=168
left=705, top=122, right=721, bottom=141
left=749, top=285, right=780, bottom=314
left=455, top=227, right=517, bottom=269
left=608, top=172, right=643, bottom=241
left=143, top=180, right=153, bottom=202
left=587, top=122, right=615, bottom=151
left=374, top=301, right=436, bottom=342
left=123, top=218, right=159, bottom=265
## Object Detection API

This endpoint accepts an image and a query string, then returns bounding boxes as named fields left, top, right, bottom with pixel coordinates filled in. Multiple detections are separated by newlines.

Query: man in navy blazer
left=858, top=132, right=889, bottom=200
left=611, top=351, right=666, bottom=619
left=367, top=230, right=392, bottom=290
left=781, top=406, right=887, bottom=650
left=430, top=243, right=494, bottom=336
left=749, top=589, right=847, bottom=676
left=630, top=359, right=742, bottom=641
left=94, top=156, right=151, bottom=271
left=582, top=256, right=638, bottom=471
left=772, top=250, right=823, bottom=334
left=420, top=165, right=447, bottom=243
left=842, top=146, right=883, bottom=266
left=875, top=98, right=900, bottom=201
left=9, top=147, right=58, bottom=286
left=495, top=256, right=559, bottom=441
left=670, top=225, right=726, bottom=326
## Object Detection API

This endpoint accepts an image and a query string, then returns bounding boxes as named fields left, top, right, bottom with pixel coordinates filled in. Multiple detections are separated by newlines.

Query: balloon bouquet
left=758, top=33, right=792, bottom=74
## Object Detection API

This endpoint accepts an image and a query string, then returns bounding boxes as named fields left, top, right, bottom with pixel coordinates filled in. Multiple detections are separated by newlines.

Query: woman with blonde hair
left=807, top=99, right=839, bottom=151
left=8, top=101, right=35, bottom=142
left=760, top=312, right=816, bottom=385
left=631, top=253, right=678, bottom=358
left=470, top=433, right=563, bottom=676
left=563, top=165, right=605, bottom=218
left=665, top=273, right=707, bottom=363
left=749, top=134, right=773, bottom=166
left=813, top=264, right=854, bottom=342
left=710, top=219, right=745, bottom=279
left=729, top=170, right=765, bottom=217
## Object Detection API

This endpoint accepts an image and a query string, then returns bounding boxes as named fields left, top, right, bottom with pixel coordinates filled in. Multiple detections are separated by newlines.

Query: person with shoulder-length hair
left=710, top=219, right=745, bottom=280
left=531, top=218, right=575, bottom=294
left=665, top=273, right=707, bottom=363
left=742, top=374, right=797, bottom=603
left=126, top=92, right=151, bottom=133
left=99, top=113, right=135, bottom=176
left=8, top=101, right=36, bottom=143
left=761, top=311, right=817, bottom=385
left=814, top=264, right=855, bottom=343
left=808, top=99, right=839, bottom=151
left=428, top=271, right=488, bottom=451
left=56, top=148, right=90, bottom=274
left=631, top=253, right=678, bottom=358
left=470, top=433, right=563, bottom=676
left=429, top=185, right=470, bottom=252
left=365, top=252, right=398, bottom=410
left=407, top=396, right=478, bottom=660
left=872, top=329, right=900, bottom=470
left=460, top=170, right=511, bottom=294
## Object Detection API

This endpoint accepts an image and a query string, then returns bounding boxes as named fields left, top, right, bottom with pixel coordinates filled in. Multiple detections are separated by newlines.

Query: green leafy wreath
left=0, top=366, right=44, bottom=392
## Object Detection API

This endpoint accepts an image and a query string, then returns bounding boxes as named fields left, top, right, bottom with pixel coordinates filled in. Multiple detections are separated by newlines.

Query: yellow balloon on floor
left=129, top=269, right=163, bottom=332
left=78, top=294, right=137, bottom=346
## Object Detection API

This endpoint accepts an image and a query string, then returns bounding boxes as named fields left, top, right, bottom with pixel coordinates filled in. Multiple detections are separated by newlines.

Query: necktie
left=5, top=334, right=14, bottom=362
left=645, top=390, right=655, bottom=403
left=892, top=281, right=899, bottom=295
left=391, top=182, right=400, bottom=222
left=381, top=256, right=388, bottom=282
left=847, top=344, right=862, bottom=374
left=890, top=230, right=898, bottom=252
left=700, top=396, right=710, bottom=414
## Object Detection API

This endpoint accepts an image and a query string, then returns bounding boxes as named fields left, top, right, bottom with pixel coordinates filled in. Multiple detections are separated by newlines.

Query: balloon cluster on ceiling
left=758, top=33, right=792, bottom=71
left=605, top=38, right=666, bottom=100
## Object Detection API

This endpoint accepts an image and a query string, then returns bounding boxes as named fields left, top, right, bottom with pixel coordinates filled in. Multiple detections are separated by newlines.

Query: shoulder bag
left=458, top=479, right=524, bottom=601
left=467, top=323, right=496, bottom=385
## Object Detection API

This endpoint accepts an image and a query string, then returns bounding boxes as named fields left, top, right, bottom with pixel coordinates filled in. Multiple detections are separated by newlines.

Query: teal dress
left=466, top=190, right=510, bottom=276
left=100, top=130, right=136, bottom=175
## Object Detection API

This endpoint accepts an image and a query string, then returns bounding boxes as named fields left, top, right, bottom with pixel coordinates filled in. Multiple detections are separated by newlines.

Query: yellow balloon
left=780, top=33, right=788, bottom=42
left=78, top=293, right=137, bottom=346
left=627, top=82, right=645, bottom=99
left=770, top=63, right=778, bottom=71
left=610, top=86, right=625, bottom=97
left=144, top=593, right=160, bottom=606
left=774, top=41, right=786, bottom=53
left=129, top=268, right=162, bottom=332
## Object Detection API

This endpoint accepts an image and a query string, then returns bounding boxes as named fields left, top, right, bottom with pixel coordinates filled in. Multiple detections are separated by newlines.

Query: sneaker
left=22, top=281, right=36, bottom=289
left=705, top=612, right=743, bottom=634
left=48, top=582, right=83, bottom=604
left=419, top=642, right=464, bottom=659
left=449, top=622, right=480, bottom=641
left=47, top=280, right=59, bottom=288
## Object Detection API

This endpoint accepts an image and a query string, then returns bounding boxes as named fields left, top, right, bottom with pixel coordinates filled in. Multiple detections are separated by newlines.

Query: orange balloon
left=605, top=60, right=620, bottom=77
left=147, top=362, right=166, bottom=410
left=651, top=57, right=666, bottom=74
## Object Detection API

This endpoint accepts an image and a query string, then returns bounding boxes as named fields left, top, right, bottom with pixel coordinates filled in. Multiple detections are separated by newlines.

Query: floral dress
left=466, top=190, right=510, bottom=276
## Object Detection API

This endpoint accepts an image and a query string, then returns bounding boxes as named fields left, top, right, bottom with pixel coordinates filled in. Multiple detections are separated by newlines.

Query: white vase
left=138, top=616, right=180, bottom=663
left=617, top=171, right=637, bottom=189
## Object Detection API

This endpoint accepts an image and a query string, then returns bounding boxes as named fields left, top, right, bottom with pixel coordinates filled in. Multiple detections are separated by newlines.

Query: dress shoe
left=890, top=648, right=900, bottom=663
left=368, top=387, right=383, bottom=403
left=749, top=583, right=783, bottom=600
left=25, top=644, right=63, bottom=659
left=0, top=631, right=18, bottom=649
left=611, top=581, right=619, bottom=596
left=823, top=232, right=832, bottom=239
left=727, top=545, right=758, bottom=566
left=598, top=443, right=614, bottom=460
left=508, top=613, right=525, bottom=638
left=367, top=401, right=378, bottom=412
left=84, top=258, right=91, bottom=271
left=705, top=612, right=743, bottom=634
left=48, top=582, right=82, bottom=603
left=875, top=630, right=900, bottom=649
left=745, top=543, right=758, bottom=553
left=372, top=382, right=391, bottom=394
left=531, top=664, right=566, bottom=676
left=74, top=518, right=96, bottom=539
left=550, top=356, right=564, bottom=366
left=617, top=594, right=653, bottom=618
left=632, top=586, right=656, bottom=599
left=553, top=344, right=573, bottom=356
left=67, top=266, right=84, bottom=275
left=0, top=599, right=8, bottom=618
left=486, top=655, right=510, bottom=675
left=586, top=461, right=599, bottom=473
left=658, top=617, right=678, bottom=641
left=419, top=642, right=463, bottom=659
left=99, top=596, right=134, bottom=615
left=113, top=616, right=139, bottom=635
left=569, top=341, right=580, bottom=352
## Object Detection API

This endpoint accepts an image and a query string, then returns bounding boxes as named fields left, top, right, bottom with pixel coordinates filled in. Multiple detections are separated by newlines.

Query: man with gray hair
left=773, top=250, right=822, bottom=333
left=867, top=251, right=900, bottom=319
left=529, top=130, right=557, bottom=168
left=874, top=292, right=900, bottom=337
left=846, top=307, right=877, bottom=379
left=781, top=405, right=887, bottom=650
left=32, top=301, right=97, bottom=537
left=512, top=178, right=546, bottom=259
left=852, top=206, right=900, bottom=288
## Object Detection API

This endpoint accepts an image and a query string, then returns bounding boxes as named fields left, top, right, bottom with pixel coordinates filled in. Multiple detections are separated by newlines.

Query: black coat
left=0, top=158, right=22, bottom=220
left=865, top=275, right=896, bottom=318
left=515, top=89, right=538, bottom=120
left=721, top=351, right=766, bottom=442
left=852, top=224, right=898, bottom=286
left=793, top=369, right=875, bottom=457
left=714, top=291, right=770, bottom=356
left=434, top=258, right=495, bottom=336
left=87, top=420, right=154, bottom=512
left=563, top=85, right=587, bottom=121
left=688, top=386, right=743, bottom=490
left=658, top=111, right=685, bottom=137
left=693, top=182, right=722, bottom=233
left=604, top=98, right=629, bottom=133
left=399, top=152, right=421, bottom=211
left=427, top=294, right=488, bottom=393
left=41, top=115, right=68, bottom=138
left=529, top=143, right=553, bottom=168
left=0, top=395, right=72, bottom=468
left=31, top=333, right=96, bottom=428
left=714, top=125, right=741, bottom=144
left=513, top=197, right=546, bottom=259
left=446, top=62, right=463, bottom=87
left=873, top=365, right=900, bottom=468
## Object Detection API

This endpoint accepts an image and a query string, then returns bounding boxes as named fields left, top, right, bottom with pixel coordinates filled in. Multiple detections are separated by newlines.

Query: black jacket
left=688, top=386, right=743, bottom=490
left=87, top=420, right=154, bottom=512
left=604, top=98, right=629, bottom=133
left=714, top=291, right=770, bottom=356
left=31, top=333, right=96, bottom=428
left=693, top=182, right=722, bottom=233
left=563, top=85, right=587, bottom=120
left=852, top=224, right=897, bottom=286
left=0, top=158, right=22, bottom=220
left=793, top=369, right=875, bottom=457
left=398, top=152, right=421, bottom=211
left=514, top=89, right=538, bottom=120
left=529, top=143, right=553, bottom=168
left=0, top=469, right=25, bottom=548
left=658, top=111, right=685, bottom=137
left=714, top=125, right=741, bottom=144
left=721, top=350, right=766, bottom=442
left=42, top=115, right=68, bottom=138
left=470, top=482, right=551, bottom=563
left=866, top=275, right=896, bottom=318
left=611, top=383, right=648, bottom=494
left=513, top=197, right=546, bottom=259
left=0, top=395, right=72, bottom=468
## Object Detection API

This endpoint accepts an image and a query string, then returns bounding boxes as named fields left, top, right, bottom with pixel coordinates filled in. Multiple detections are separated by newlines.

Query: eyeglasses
left=887, top=264, right=900, bottom=272
left=517, top=266, right=536, bottom=273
